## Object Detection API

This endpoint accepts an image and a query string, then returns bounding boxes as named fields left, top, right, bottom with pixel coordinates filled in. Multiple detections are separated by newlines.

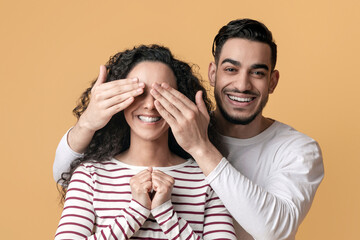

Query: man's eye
left=225, top=68, right=236, bottom=72
left=253, top=71, right=265, bottom=76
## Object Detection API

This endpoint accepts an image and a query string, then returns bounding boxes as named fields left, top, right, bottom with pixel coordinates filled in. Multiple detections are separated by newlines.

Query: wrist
left=77, top=115, right=98, bottom=133
left=189, top=141, right=223, bottom=176
left=68, top=119, right=96, bottom=153
left=132, top=197, right=151, bottom=210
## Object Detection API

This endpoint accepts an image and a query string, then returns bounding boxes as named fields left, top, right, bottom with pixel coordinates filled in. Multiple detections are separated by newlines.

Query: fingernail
left=137, top=88, right=143, bottom=93
left=161, top=83, right=170, bottom=89
left=132, top=77, right=138, bottom=82
left=152, top=82, right=160, bottom=88
left=138, top=82, right=145, bottom=87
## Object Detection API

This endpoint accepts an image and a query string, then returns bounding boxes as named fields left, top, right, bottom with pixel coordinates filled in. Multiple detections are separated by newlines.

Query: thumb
left=94, top=65, right=107, bottom=87
left=195, top=91, right=209, bottom=117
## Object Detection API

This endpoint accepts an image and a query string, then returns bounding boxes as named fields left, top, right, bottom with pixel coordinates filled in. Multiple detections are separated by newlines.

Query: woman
left=55, top=45, right=236, bottom=240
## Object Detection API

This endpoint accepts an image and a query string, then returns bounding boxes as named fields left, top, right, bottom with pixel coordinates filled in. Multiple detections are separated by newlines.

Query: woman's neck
left=116, top=134, right=185, bottom=167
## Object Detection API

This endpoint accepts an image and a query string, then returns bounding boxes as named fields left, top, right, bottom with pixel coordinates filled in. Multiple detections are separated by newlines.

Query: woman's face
left=124, top=61, right=177, bottom=142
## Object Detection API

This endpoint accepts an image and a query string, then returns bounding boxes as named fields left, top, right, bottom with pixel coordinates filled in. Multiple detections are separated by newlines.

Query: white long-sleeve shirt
left=206, top=121, right=324, bottom=240
left=54, top=121, right=324, bottom=240
left=55, top=159, right=236, bottom=239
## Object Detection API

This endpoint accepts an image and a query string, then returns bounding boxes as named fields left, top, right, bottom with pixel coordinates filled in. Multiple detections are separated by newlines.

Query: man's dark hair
left=212, top=18, right=277, bottom=70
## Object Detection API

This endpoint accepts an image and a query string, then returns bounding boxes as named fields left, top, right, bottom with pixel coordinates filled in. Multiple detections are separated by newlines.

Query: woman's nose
left=143, top=92, right=156, bottom=110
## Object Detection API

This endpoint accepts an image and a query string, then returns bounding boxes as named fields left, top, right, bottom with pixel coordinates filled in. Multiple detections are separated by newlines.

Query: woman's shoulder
left=76, top=159, right=123, bottom=173
left=182, top=158, right=201, bottom=169
left=170, top=159, right=206, bottom=176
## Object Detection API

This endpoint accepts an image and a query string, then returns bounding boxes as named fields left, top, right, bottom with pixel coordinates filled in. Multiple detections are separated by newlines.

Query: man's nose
left=234, top=70, right=252, bottom=92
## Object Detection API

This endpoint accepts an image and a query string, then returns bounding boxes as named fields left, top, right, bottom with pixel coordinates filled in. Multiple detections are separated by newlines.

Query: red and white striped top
left=55, top=159, right=236, bottom=240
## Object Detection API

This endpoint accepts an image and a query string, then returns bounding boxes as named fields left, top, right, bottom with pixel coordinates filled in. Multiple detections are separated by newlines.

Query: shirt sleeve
left=202, top=189, right=237, bottom=239
left=54, top=165, right=150, bottom=240
left=151, top=199, right=236, bottom=240
left=206, top=141, right=324, bottom=240
left=53, top=129, right=83, bottom=183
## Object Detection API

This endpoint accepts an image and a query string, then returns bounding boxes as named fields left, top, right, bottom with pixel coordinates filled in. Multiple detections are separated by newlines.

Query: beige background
left=1, top=0, right=359, bottom=239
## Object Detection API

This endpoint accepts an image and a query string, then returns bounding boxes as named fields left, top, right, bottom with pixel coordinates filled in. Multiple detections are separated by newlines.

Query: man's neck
left=214, top=111, right=274, bottom=139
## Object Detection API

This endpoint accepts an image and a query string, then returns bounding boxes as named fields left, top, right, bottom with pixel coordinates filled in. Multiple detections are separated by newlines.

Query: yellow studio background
left=1, top=0, right=359, bottom=239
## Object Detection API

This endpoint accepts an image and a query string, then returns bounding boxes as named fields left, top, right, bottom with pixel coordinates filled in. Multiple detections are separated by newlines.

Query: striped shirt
left=55, top=159, right=236, bottom=240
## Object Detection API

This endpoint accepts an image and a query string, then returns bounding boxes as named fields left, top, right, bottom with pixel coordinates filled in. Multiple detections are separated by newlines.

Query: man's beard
left=215, top=91, right=268, bottom=125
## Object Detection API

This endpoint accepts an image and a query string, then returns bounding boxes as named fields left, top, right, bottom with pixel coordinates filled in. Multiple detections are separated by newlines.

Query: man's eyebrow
left=221, top=59, right=269, bottom=71
left=251, top=64, right=269, bottom=71
left=221, top=58, right=240, bottom=66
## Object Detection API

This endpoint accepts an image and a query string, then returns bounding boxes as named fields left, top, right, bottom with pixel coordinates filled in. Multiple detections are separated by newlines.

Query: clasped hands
left=130, top=167, right=174, bottom=210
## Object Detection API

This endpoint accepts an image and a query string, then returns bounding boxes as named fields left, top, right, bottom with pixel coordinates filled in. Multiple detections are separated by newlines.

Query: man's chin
left=218, top=106, right=258, bottom=125
left=224, top=115, right=257, bottom=125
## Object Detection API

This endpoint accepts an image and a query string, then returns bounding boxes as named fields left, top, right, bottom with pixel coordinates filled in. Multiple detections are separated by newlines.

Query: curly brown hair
left=58, top=44, right=215, bottom=202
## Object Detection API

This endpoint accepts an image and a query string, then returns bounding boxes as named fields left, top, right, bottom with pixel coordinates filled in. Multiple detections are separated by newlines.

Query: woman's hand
left=129, top=168, right=153, bottom=209
left=151, top=170, right=175, bottom=209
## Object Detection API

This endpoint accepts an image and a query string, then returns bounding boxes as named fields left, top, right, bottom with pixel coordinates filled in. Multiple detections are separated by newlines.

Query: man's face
left=209, top=38, right=279, bottom=125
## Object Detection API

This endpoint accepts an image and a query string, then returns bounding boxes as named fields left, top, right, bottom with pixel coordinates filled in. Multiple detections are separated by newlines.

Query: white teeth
left=138, top=116, right=161, bottom=123
left=228, top=95, right=253, bottom=102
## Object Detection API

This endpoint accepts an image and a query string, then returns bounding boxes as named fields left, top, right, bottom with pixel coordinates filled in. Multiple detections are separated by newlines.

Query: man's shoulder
left=271, top=121, right=321, bottom=153
left=272, top=121, right=317, bottom=141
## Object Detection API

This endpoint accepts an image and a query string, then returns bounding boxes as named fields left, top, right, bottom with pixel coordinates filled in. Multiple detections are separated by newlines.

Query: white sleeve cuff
left=151, top=200, right=174, bottom=224
left=205, top=157, right=229, bottom=184
left=53, top=128, right=84, bottom=182
left=129, top=199, right=151, bottom=221
left=62, top=128, right=84, bottom=157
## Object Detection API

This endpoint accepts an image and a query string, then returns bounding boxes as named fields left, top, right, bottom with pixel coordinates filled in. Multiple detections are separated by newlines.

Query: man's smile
left=227, top=94, right=255, bottom=103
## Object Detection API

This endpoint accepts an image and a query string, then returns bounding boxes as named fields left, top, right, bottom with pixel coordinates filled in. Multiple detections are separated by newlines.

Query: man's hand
left=151, top=170, right=175, bottom=209
left=150, top=82, right=223, bottom=175
left=68, top=65, right=145, bottom=153
left=78, top=65, right=145, bottom=132
left=130, top=168, right=153, bottom=209
left=150, top=82, right=210, bottom=155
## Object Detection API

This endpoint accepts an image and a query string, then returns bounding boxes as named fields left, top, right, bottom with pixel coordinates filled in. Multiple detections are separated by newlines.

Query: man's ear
left=208, top=62, right=217, bottom=87
left=269, top=70, right=279, bottom=94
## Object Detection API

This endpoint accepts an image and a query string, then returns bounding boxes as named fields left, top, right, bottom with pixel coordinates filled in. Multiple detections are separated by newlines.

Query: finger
left=151, top=176, right=166, bottom=190
left=142, top=181, right=153, bottom=192
left=133, top=169, right=152, bottom=181
left=151, top=88, right=183, bottom=121
left=151, top=83, right=197, bottom=120
left=105, top=94, right=136, bottom=113
left=152, top=170, right=174, bottom=184
left=159, top=82, right=198, bottom=110
left=101, top=87, right=144, bottom=109
left=151, top=176, right=173, bottom=193
left=94, top=65, right=108, bottom=87
left=195, top=91, right=210, bottom=119
left=153, top=99, right=177, bottom=127
left=103, top=97, right=134, bottom=118
left=140, top=168, right=153, bottom=177
left=96, top=80, right=145, bottom=98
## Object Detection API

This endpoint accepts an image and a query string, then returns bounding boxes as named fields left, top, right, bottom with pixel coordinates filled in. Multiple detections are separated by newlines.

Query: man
left=54, top=19, right=324, bottom=240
